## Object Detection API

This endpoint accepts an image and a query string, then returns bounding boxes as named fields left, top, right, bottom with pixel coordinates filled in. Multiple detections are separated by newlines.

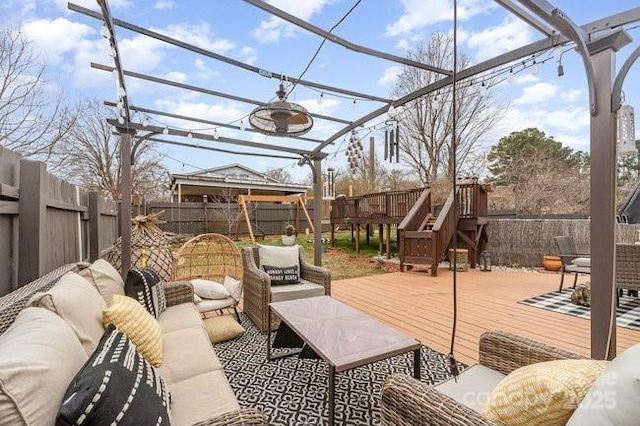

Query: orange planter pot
left=543, top=255, right=562, bottom=271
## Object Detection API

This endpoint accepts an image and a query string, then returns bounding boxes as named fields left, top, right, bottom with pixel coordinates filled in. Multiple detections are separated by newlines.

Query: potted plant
left=281, top=223, right=296, bottom=245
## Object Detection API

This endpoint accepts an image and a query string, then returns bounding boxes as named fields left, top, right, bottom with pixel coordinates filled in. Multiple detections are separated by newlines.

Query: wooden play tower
left=330, top=182, right=490, bottom=276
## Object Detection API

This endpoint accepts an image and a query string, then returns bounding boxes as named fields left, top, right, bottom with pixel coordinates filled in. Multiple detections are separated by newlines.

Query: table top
left=270, top=296, right=421, bottom=373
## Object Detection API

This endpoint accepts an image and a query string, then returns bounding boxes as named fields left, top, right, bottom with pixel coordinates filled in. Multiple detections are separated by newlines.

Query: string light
left=531, top=59, right=539, bottom=76
left=142, top=117, right=149, bottom=127
left=118, top=116, right=124, bottom=124
left=163, top=127, right=169, bottom=135
left=318, top=92, right=324, bottom=105
left=507, top=68, right=515, bottom=83
left=213, top=129, right=219, bottom=140
left=479, top=82, right=488, bottom=96
left=187, top=131, right=193, bottom=139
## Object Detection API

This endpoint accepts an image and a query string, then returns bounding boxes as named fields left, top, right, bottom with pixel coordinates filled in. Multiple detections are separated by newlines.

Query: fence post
left=88, top=191, right=100, bottom=262
left=18, top=160, right=47, bottom=285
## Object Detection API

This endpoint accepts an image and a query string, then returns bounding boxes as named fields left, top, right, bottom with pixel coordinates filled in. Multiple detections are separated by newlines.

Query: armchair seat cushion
left=571, top=257, right=591, bottom=268
left=434, top=364, right=506, bottom=413
left=271, top=279, right=326, bottom=303
left=195, top=297, right=237, bottom=313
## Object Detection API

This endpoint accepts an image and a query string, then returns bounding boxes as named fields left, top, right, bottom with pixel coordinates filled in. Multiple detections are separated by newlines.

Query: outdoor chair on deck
left=554, top=235, right=591, bottom=292
left=241, top=245, right=331, bottom=332
left=173, top=233, right=243, bottom=321
left=615, top=243, right=640, bottom=305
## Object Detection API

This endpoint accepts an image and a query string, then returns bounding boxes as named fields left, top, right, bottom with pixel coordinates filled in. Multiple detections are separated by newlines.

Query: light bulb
left=213, top=129, right=219, bottom=140
left=351, top=99, right=357, bottom=112
left=118, top=116, right=124, bottom=124
left=163, top=127, right=169, bottom=135
left=187, top=132, right=193, bottom=139
left=507, top=68, right=515, bottom=83
left=318, top=93, right=323, bottom=105
left=479, top=82, right=488, bottom=96
left=142, top=118, right=149, bottom=127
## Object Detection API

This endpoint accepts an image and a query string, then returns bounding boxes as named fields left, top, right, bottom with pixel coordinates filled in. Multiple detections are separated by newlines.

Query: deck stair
left=398, top=182, right=490, bottom=276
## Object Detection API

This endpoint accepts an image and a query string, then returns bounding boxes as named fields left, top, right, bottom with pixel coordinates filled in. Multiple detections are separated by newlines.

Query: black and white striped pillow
left=124, top=267, right=166, bottom=318
left=57, top=325, right=171, bottom=426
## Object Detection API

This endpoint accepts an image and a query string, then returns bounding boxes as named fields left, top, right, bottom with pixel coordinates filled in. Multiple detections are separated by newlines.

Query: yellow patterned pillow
left=103, top=295, right=163, bottom=367
left=483, top=359, right=608, bottom=426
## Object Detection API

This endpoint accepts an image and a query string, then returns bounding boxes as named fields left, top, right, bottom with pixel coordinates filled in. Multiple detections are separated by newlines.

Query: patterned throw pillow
left=125, top=267, right=166, bottom=318
left=103, top=295, right=163, bottom=367
left=262, top=265, right=299, bottom=285
left=57, top=325, right=171, bottom=426
left=483, top=359, right=609, bottom=426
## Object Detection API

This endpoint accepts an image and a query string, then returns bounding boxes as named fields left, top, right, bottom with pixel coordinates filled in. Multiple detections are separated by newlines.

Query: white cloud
left=154, top=0, right=174, bottom=10
left=22, top=18, right=94, bottom=64
left=386, top=0, right=491, bottom=37
left=53, top=0, right=131, bottom=10
left=154, top=23, right=236, bottom=53
left=378, top=66, right=403, bottom=86
left=467, top=17, right=532, bottom=61
left=155, top=99, right=248, bottom=126
left=251, top=0, right=331, bottom=43
left=238, top=46, right=258, bottom=66
left=560, top=88, right=583, bottom=102
left=514, top=82, right=557, bottom=105
left=514, top=74, right=539, bottom=84
left=163, top=71, right=188, bottom=83
left=298, top=98, right=341, bottom=117
left=117, top=34, right=165, bottom=73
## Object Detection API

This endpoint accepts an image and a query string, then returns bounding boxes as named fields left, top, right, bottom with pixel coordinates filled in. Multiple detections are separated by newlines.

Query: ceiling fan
left=248, top=82, right=314, bottom=136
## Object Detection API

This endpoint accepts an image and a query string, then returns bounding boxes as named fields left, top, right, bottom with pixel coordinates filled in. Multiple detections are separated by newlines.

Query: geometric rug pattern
left=519, top=288, right=640, bottom=331
left=215, top=314, right=464, bottom=425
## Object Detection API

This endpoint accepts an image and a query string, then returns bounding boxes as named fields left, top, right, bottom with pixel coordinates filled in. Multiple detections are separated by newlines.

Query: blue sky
left=3, top=0, right=639, bottom=181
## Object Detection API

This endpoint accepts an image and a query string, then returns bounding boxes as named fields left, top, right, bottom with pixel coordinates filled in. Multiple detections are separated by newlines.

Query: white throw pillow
left=258, top=244, right=300, bottom=269
left=193, top=293, right=203, bottom=303
left=567, top=342, right=640, bottom=425
left=223, top=276, right=242, bottom=302
left=191, top=279, right=231, bottom=300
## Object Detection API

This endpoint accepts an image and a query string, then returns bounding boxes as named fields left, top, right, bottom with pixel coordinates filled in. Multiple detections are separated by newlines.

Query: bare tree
left=0, top=28, right=76, bottom=159
left=391, top=32, right=504, bottom=184
left=264, top=167, right=293, bottom=183
left=51, top=100, right=169, bottom=200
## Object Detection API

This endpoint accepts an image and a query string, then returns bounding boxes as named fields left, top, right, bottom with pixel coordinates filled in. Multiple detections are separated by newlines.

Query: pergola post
left=313, top=158, right=323, bottom=266
left=589, top=48, right=616, bottom=359
left=119, top=130, right=132, bottom=279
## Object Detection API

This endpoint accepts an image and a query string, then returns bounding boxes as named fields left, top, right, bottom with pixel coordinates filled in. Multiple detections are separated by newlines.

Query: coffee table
left=267, top=296, right=421, bottom=425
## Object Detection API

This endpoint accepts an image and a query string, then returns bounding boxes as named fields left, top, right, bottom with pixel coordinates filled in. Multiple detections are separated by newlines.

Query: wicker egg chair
left=173, top=233, right=243, bottom=322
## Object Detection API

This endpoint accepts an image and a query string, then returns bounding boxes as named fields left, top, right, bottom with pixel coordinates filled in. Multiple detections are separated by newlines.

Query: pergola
left=70, top=0, right=640, bottom=360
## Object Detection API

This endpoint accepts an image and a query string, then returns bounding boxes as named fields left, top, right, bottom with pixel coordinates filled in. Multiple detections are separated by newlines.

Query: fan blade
left=288, top=113, right=310, bottom=125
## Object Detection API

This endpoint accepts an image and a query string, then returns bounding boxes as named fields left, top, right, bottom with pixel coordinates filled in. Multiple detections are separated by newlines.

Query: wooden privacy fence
left=486, top=219, right=640, bottom=267
left=0, top=147, right=117, bottom=297
left=146, top=201, right=316, bottom=237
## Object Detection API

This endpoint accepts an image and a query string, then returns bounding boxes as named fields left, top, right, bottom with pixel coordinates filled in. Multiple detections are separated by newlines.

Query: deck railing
left=330, top=187, right=426, bottom=223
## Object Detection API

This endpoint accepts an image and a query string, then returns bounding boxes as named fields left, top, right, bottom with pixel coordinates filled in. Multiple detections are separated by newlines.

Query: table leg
left=328, top=364, right=335, bottom=426
left=267, top=306, right=272, bottom=361
left=413, top=348, right=421, bottom=380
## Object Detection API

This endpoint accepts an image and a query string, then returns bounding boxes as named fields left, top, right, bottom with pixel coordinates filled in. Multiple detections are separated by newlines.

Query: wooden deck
left=331, top=267, right=640, bottom=366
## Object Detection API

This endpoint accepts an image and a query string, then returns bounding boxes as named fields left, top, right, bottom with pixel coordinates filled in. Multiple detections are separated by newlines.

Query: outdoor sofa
left=381, top=330, right=639, bottom=425
left=0, top=259, right=267, bottom=425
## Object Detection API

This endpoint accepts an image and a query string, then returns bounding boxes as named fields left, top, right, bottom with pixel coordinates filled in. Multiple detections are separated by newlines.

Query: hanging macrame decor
left=106, top=210, right=173, bottom=281
left=384, top=120, right=400, bottom=163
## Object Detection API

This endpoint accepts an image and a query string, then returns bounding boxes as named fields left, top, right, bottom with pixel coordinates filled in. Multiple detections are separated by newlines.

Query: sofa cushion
left=572, top=257, right=591, bottom=268
left=434, top=364, right=506, bottom=413
left=158, top=302, right=204, bottom=334
left=125, top=267, right=166, bottom=318
left=271, top=279, right=325, bottom=303
left=191, top=278, right=230, bottom=300
left=567, top=342, right=640, bottom=425
left=103, top=294, right=163, bottom=367
left=28, top=271, right=106, bottom=355
left=79, top=258, right=125, bottom=304
left=0, top=307, right=87, bottom=426
left=262, top=264, right=299, bottom=285
left=483, top=359, right=609, bottom=426
left=223, top=275, right=243, bottom=302
left=159, top=327, right=223, bottom=384
left=169, top=370, right=240, bottom=426
left=258, top=244, right=299, bottom=269
left=57, top=325, right=171, bottom=426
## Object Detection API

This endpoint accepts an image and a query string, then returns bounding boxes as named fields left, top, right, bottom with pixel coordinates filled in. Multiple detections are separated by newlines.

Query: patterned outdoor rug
left=215, top=314, right=463, bottom=426
left=519, top=288, right=640, bottom=331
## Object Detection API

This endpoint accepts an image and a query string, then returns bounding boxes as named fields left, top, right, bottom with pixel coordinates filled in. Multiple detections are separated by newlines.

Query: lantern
left=480, top=251, right=491, bottom=272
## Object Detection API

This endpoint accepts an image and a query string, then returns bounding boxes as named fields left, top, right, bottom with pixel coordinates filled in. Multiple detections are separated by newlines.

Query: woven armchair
left=241, top=246, right=331, bottom=332
left=173, top=233, right=243, bottom=321
left=616, top=243, right=640, bottom=302
left=380, top=330, right=585, bottom=426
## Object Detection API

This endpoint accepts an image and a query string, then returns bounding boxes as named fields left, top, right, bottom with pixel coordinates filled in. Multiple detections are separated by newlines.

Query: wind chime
left=384, top=120, right=400, bottom=163
left=346, top=130, right=363, bottom=174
